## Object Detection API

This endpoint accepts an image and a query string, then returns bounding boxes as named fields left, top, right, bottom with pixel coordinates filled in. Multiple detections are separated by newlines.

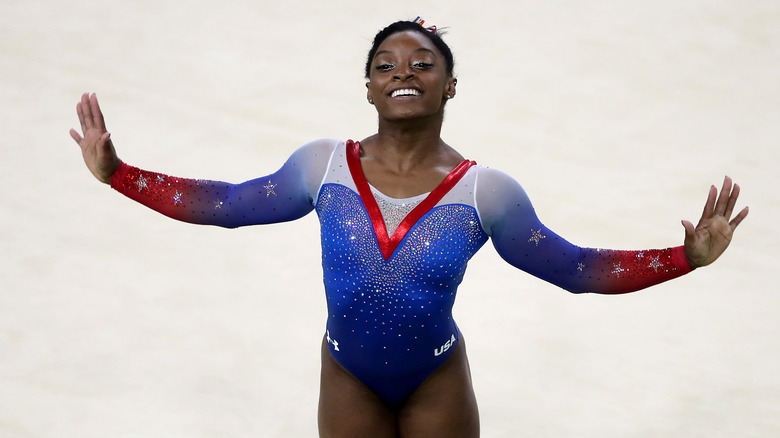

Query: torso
left=314, top=140, right=487, bottom=405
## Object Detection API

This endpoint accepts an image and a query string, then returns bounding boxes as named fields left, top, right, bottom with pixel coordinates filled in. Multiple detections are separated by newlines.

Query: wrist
left=677, top=245, right=698, bottom=271
left=109, top=161, right=128, bottom=188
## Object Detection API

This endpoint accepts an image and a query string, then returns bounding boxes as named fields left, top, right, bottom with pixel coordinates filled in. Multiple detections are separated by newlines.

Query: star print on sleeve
left=107, top=139, right=330, bottom=228
left=648, top=255, right=663, bottom=272
left=263, top=180, right=277, bottom=197
left=111, top=162, right=307, bottom=227
left=528, top=228, right=546, bottom=245
left=134, top=175, right=149, bottom=192
left=567, top=246, right=693, bottom=294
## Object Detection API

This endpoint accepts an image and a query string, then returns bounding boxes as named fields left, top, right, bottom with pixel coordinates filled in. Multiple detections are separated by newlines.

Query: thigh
left=397, top=339, right=480, bottom=438
left=317, top=338, right=398, bottom=438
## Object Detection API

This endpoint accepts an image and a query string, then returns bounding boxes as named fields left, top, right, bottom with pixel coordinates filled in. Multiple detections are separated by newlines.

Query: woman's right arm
left=70, top=93, right=333, bottom=228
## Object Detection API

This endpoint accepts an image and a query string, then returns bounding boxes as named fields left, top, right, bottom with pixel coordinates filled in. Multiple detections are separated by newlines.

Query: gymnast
left=69, top=18, right=748, bottom=438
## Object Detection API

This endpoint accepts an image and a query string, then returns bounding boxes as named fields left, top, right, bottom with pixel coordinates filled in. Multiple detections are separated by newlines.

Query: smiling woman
left=365, top=26, right=458, bottom=135
left=69, top=17, right=748, bottom=438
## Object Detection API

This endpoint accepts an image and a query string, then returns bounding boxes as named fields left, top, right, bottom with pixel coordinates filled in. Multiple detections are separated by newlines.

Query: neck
left=371, top=113, right=445, bottom=163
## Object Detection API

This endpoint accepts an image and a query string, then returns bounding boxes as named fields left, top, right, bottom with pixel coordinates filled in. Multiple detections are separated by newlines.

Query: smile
left=391, top=88, right=421, bottom=98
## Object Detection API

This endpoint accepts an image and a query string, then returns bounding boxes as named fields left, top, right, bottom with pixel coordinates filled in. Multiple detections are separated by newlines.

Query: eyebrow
left=374, top=47, right=436, bottom=58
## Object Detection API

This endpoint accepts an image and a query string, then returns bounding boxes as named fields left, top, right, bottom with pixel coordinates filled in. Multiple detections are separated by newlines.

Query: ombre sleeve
left=475, top=167, right=693, bottom=294
left=109, top=139, right=337, bottom=228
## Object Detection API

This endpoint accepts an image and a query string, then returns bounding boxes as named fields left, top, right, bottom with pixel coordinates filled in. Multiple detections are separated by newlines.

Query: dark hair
left=365, top=20, right=455, bottom=79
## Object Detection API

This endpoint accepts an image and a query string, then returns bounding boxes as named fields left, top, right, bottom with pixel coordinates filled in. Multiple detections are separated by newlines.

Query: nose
left=393, top=64, right=414, bottom=81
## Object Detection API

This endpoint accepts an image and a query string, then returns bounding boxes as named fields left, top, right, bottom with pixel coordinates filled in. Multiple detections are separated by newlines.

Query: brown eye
left=412, top=62, right=434, bottom=70
left=376, top=63, right=395, bottom=72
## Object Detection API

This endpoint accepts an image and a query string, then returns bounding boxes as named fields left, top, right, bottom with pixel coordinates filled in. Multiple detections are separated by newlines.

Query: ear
left=444, top=77, right=457, bottom=99
left=366, top=81, right=374, bottom=105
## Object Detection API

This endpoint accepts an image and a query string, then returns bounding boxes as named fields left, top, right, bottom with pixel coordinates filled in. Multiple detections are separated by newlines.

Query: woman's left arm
left=477, top=169, right=747, bottom=294
left=682, top=176, right=749, bottom=268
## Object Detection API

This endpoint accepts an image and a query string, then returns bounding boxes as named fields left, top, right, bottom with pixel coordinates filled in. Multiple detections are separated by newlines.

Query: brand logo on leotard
left=434, top=334, right=457, bottom=356
left=326, top=330, right=340, bottom=352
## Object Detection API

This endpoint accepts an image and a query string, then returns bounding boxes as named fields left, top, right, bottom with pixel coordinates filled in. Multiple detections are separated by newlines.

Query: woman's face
left=366, top=30, right=456, bottom=122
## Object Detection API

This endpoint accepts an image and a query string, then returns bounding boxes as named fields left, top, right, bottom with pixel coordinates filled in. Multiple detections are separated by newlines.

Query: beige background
left=1, top=0, right=778, bottom=436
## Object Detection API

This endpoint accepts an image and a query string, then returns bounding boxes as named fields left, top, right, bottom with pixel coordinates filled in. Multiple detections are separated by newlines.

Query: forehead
left=374, top=30, right=442, bottom=59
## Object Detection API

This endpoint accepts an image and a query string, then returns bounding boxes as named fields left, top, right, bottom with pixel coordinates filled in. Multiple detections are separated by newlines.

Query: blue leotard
left=111, top=138, right=692, bottom=405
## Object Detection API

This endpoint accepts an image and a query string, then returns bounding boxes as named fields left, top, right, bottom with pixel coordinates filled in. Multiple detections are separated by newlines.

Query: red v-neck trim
left=346, top=139, right=476, bottom=260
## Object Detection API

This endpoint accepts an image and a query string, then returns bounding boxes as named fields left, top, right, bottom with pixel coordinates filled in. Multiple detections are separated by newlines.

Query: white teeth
left=391, top=89, right=421, bottom=98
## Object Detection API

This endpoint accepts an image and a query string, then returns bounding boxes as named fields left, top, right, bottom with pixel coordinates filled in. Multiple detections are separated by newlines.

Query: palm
left=683, top=176, right=749, bottom=268
left=69, top=93, right=120, bottom=183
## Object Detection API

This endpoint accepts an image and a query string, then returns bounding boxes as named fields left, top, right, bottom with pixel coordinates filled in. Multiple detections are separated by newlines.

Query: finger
left=81, top=93, right=94, bottom=130
left=714, top=176, right=733, bottom=216
left=90, top=93, right=107, bottom=131
left=699, top=184, right=718, bottom=223
left=69, top=128, right=83, bottom=144
left=730, top=206, right=749, bottom=230
left=722, top=183, right=740, bottom=219
left=98, top=132, right=112, bottom=151
left=681, top=219, right=699, bottom=268
left=681, top=219, right=698, bottom=245
left=76, top=100, right=88, bottom=135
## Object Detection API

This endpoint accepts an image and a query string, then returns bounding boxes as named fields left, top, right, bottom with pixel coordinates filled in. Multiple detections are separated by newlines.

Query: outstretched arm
left=683, top=176, right=749, bottom=268
left=69, top=93, right=336, bottom=228
left=476, top=168, right=743, bottom=294
left=108, top=159, right=319, bottom=228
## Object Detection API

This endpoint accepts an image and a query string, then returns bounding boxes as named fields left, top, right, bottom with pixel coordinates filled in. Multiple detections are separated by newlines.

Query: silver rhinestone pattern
left=370, top=188, right=427, bottom=235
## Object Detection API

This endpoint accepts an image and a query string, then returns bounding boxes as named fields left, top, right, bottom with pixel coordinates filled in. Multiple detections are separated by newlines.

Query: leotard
left=111, top=138, right=692, bottom=405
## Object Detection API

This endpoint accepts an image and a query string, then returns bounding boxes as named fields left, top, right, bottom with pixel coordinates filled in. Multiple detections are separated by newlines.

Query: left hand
left=683, top=176, right=749, bottom=269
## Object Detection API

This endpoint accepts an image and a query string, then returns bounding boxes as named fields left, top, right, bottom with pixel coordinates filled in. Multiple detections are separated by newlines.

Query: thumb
left=681, top=219, right=696, bottom=245
left=681, top=219, right=702, bottom=269
left=97, top=132, right=112, bottom=153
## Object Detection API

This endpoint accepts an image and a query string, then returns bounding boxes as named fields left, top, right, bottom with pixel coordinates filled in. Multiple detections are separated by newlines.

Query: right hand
left=69, top=93, right=121, bottom=184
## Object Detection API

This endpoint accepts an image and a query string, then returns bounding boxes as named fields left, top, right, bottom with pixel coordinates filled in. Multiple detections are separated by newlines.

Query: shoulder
left=284, top=138, right=345, bottom=171
left=474, top=165, right=530, bottom=198
left=473, top=165, right=536, bottom=234
left=291, top=138, right=342, bottom=158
